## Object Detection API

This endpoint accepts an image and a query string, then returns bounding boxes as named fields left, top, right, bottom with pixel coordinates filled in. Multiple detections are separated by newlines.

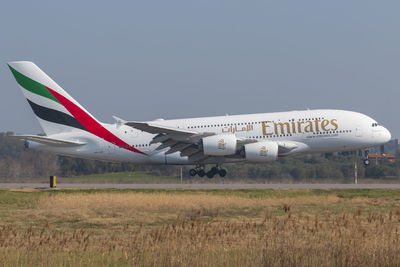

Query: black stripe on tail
left=27, top=99, right=88, bottom=132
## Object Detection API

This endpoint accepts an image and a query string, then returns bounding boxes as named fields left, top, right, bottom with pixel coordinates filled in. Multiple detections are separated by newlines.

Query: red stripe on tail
left=45, top=86, right=147, bottom=156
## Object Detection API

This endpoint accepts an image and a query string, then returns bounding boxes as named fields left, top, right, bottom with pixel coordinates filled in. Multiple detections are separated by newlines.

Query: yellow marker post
left=50, top=176, right=56, bottom=188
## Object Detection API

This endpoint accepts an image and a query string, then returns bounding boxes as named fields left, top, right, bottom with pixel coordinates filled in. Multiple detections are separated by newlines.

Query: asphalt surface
left=2, top=183, right=400, bottom=189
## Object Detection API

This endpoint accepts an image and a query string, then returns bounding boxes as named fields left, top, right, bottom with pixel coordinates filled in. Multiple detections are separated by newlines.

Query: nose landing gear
left=189, top=165, right=227, bottom=178
left=363, top=149, right=370, bottom=166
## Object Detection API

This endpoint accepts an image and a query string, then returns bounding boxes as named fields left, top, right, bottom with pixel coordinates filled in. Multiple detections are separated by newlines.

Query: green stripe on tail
left=8, top=65, right=60, bottom=104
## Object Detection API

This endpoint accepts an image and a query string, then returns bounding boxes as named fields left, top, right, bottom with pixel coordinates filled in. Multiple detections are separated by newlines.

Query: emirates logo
left=259, top=146, right=268, bottom=157
left=218, top=139, right=226, bottom=150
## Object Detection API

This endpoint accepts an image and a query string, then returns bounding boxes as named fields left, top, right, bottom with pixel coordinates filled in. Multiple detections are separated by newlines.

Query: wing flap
left=155, top=139, right=178, bottom=151
left=181, top=145, right=201, bottom=157
left=165, top=143, right=192, bottom=155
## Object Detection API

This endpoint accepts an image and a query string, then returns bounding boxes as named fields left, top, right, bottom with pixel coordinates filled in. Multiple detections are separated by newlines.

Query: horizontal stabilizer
left=9, top=135, right=86, bottom=147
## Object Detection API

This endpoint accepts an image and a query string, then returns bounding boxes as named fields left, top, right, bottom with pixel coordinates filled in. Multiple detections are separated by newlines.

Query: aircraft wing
left=126, top=121, right=300, bottom=162
left=9, top=135, right=86, bottom=147
left=125, top=121, right=221, bottom=162
left=125, top=121, right=199, bottom=136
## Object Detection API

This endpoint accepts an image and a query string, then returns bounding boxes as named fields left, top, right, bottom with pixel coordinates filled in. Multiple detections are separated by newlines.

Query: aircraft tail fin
left=7, top=61, right=100, bottom=135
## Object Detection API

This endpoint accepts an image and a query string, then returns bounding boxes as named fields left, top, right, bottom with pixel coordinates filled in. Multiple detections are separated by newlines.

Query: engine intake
left=245, top=141, right=278, bottom=162
left=203, top=134, right=237, bottom=156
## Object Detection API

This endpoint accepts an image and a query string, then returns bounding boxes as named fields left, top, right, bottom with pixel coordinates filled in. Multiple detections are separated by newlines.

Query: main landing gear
left=363, top=149, right=370, bottom=166
left=189, top=165, right=227, bottom=179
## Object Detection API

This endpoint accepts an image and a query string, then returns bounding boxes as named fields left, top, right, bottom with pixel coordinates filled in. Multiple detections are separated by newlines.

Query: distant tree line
left=0, top=132, right=398, bottom=182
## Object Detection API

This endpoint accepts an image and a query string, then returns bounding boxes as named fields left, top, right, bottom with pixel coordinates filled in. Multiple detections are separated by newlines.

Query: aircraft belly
left=147, top=151, right=190, bottom=165
left=304, top=135, right=346, bottom=152
left=166, top=152, right=189, bottom=165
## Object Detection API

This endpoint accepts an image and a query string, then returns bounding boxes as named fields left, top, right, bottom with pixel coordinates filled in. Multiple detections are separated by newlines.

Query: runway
left=2, top=183, right=400, bottom=190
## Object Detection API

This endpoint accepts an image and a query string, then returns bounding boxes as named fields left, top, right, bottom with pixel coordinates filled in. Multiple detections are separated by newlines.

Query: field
left=1, top=189, right=400, bottom=266
left=23, top=170, right=400, bottom=184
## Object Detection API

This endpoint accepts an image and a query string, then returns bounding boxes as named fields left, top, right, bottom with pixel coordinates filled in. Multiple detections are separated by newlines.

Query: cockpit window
left=372, top=123, right=378, bottom=127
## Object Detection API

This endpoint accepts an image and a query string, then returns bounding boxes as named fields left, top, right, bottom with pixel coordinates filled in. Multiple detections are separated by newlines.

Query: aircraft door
left=129, top=128, right=139, bottom=138
left=355, top=126, right=363, bottom=137
left=176, top=123, right=185, bottom=130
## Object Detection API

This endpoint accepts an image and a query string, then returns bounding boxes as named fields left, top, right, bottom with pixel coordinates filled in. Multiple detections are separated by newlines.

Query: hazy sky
left=1, top=1, right=399, bottom=137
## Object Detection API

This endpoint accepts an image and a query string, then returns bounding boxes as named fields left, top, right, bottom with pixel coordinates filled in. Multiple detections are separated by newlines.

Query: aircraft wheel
left=198, top=170, right=205, bottom=177
left=363, top=159, right=370, bottom=166
left=218, top=169, right=227, bottom=177
left=206, top=172, right=214, bottom=179
left=206, top=167, right=218, bottom=179
left=189, top=169, right=197, bottom=176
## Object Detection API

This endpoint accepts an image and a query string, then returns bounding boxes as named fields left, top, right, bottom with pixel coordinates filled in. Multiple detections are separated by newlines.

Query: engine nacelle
left=245, top=141, right=278, bottom=162
left=203, top=134, right=237, bottom=156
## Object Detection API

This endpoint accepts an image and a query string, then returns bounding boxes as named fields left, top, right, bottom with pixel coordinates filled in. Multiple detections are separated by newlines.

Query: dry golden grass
left=35, top=193, right=349, bottom=227
left=0, top=189, right=400, bottom=266
left=38, top=192, right=343, bottom=216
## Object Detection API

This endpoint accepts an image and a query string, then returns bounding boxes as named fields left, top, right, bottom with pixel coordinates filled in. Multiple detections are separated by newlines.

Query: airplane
left=7, top=61, right=392, bottom=178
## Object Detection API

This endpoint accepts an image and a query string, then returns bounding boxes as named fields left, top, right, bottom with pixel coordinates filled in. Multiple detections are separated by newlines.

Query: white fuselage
left=31, top=109, right=391, bottom=165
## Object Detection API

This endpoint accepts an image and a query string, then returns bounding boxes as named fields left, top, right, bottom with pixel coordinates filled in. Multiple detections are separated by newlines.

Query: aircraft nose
left=382, top=127, right=391, bottom=143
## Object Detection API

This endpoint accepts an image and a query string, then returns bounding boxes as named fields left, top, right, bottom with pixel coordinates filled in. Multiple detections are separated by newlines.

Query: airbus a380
left=7, top=61, right=391, bottom=178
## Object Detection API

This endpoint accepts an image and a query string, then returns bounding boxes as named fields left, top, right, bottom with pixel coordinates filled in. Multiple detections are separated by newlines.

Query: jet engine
left=203, top=134, right=237, bottom=156
left=244, top=141, right=278, bottom=162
